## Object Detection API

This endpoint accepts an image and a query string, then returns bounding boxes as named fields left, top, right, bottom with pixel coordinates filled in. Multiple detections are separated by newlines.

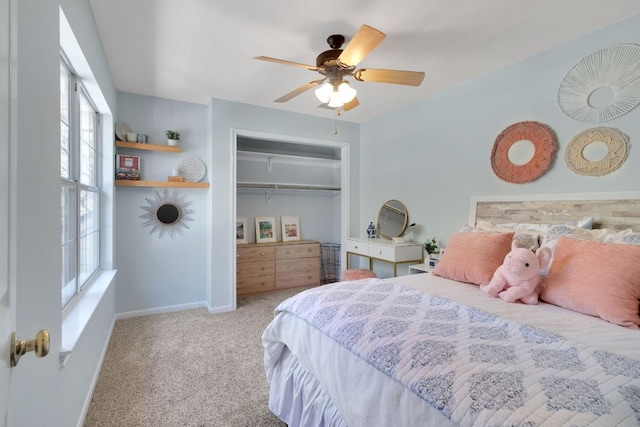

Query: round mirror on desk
left=377, top=199, right=408, bottom=239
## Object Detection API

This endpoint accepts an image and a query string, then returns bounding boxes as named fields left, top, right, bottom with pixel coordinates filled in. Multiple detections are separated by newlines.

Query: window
left=60, top=57, right=101, bottom=309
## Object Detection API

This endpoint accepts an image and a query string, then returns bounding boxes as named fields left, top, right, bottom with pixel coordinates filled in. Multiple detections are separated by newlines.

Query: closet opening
left=232, top=130, right=350, bottom=303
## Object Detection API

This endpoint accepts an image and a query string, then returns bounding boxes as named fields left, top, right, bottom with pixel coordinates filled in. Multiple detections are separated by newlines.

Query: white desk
left=345, top=237, right=423, bottom=277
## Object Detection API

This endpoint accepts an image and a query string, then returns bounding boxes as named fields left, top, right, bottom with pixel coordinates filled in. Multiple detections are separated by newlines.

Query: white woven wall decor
left=558, top=44, right=640, bottom=122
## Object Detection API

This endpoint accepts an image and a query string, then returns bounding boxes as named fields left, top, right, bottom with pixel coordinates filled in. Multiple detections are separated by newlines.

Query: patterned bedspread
left=275, top=279, right=640, bottom=426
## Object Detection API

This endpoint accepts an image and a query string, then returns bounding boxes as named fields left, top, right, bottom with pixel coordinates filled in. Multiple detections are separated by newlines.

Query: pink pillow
left=541, top=236, right=640, bottom=329
left=433, top=231, right=514, bottom=286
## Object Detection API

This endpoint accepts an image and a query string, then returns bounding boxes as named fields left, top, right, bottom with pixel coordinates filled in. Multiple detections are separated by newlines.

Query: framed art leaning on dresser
left=255, top=216, right=277, bottom=243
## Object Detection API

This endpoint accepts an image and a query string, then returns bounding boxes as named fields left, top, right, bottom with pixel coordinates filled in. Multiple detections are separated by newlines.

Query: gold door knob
left=10, top=329, right=50, bottom=367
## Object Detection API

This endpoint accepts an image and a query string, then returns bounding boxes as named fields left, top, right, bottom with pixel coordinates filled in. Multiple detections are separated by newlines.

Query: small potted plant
left=165, top=130, right=180, bottom=146
left=423, top=237, right=439, bottom=262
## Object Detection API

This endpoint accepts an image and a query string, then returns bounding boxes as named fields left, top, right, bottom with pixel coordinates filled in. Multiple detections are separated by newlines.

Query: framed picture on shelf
left=236, top=216, right=248, bottom=244
left=255, top=216, right=277, bottom=243
left=281, top=215, right=301, bottom=242
left=115, top=154, right=141, bottom=180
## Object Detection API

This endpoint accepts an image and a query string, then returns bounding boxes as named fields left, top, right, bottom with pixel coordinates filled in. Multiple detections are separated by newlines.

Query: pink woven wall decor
left=491, top=121, right=557, bottom=184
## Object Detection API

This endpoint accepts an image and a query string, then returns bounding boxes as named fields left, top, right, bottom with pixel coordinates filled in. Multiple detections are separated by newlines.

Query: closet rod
left=237, top=182, right=341, bottom=191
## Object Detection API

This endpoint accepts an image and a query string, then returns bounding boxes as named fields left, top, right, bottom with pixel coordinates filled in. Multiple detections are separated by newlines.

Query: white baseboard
left=115, top=301, right=208, bottom=320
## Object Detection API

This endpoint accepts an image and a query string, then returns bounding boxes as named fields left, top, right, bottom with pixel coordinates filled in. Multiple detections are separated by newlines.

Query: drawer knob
left=286, top=278, right=291, bottom=282
left=354, top=245, right=359, bottom=249
left=261, top=252, right=265, bottom=256
left=236, top=254, right=240, bottom=258
left=307, top=262, right=312, bottom=266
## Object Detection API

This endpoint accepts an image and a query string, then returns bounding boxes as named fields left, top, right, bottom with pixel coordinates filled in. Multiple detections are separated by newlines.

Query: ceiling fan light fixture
left=314, top=82, right=333, bottom=103
left=316, top=81, right=357, bottom=108
left=337, top=81, right=357, bottom=103
left=327, top=91, right=344, bottom=108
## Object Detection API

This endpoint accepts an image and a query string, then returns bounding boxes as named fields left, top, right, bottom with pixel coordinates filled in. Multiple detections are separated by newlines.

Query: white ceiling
left=88, top=0, right=640, bottom=124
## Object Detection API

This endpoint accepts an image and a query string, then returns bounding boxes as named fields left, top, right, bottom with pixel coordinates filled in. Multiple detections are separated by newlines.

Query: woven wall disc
left=558, top=44, right=640, bottom=122
left=565, top=127, right=630, bottom=176
left=491, top=121, right=557, bottom=184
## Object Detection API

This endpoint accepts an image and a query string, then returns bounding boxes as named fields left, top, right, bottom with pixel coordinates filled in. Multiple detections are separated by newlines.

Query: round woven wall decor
left=558, top=44, right=640, bottom=123
left=565, top=127, right=630, bottom=176
left=491, top=121, right=557, bottom=184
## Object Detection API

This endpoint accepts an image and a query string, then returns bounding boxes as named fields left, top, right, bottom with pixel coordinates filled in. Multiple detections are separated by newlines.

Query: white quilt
left=265, top=276, right=640, bottom=426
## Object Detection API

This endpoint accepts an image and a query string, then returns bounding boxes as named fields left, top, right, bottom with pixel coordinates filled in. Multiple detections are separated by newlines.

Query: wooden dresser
left=236, top=240, right=321, bottom=295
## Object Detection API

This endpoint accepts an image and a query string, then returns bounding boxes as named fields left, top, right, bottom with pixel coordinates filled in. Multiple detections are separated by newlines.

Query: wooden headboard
left=469, top=192, right=640, bottom=231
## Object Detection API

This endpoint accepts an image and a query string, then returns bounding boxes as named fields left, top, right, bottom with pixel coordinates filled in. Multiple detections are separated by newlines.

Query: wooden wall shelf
left=115, top=141, right=181, bottom=153
left=115, top=180, right=209, bottom=188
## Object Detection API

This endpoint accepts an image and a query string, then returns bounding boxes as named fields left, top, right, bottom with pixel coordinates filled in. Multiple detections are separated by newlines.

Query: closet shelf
left=237, top=182, right=340, bottom=192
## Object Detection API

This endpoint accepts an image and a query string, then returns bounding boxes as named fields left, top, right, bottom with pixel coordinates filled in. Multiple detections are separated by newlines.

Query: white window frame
left=60, top=54, right=102, bottom=310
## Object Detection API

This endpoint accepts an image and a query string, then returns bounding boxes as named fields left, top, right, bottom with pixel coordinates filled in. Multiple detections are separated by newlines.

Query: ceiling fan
left=254, top=24, right=425, bottom=111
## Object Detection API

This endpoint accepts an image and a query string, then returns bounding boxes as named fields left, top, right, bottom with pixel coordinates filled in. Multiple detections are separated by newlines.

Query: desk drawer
left=368, top=243, right=395, bottom=260
left=345, top=238, right=368, bottom=256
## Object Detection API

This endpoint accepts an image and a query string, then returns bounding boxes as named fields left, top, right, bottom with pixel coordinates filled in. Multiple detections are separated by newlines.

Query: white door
left=0, top=0, right=13, bottom=424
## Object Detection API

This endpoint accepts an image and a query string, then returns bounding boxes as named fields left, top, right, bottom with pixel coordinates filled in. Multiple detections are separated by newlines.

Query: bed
left=262, top=192, right=640, bottom=427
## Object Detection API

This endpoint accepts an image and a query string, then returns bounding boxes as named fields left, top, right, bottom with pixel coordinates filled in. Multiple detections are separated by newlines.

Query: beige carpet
left=84, top=288, right=310, bottom=427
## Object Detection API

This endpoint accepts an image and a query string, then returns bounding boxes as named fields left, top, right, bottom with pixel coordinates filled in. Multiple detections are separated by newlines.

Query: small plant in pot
left=423, top=237, right=439, bottom=261
left=165, top=130, right=180, bottom=146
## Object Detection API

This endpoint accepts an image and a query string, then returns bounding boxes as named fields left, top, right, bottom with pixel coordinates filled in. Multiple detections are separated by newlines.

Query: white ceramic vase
left=167, top=138, right=179, bottom=146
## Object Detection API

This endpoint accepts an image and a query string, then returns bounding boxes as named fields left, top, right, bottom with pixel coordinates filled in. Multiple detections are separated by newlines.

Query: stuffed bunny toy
left=480, top=240, right=552, bottom=304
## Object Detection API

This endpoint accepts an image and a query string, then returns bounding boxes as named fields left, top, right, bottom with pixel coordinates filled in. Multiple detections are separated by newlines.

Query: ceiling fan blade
left=337, top=25, right=386, bottom=67
left=254, top=56, right=320, bottom=71
left=343, top=97, right=360, bottom=112
left=354, top=68, right=425, bottom=86
left=274, top=80, right=324, bottom=103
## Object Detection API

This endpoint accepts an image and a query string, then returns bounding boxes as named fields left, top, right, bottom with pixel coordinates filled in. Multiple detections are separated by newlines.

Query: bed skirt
left=268, top=346, right=347, bottom=427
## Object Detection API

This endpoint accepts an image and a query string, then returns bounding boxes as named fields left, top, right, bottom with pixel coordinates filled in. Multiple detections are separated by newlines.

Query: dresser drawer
left=345, top=238, right=368, bottom=256
left=236, top=261, right=274, bottom=279
left=275, top=243, right=320, bottom=260
left=276, top=257, right=320, bottom=275
left=237, top=245, right=274, bottom=263
left=275, top=270, right=321, bottom=289
left=237, top=275, right=275, bottom=295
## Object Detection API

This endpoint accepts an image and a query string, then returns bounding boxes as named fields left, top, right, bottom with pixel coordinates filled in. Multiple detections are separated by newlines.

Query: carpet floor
left=84, top=287, right=309, bottom=426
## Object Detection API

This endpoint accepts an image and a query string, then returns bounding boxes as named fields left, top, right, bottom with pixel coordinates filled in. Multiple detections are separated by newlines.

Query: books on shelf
left=115, top=154, right=141, bottom=180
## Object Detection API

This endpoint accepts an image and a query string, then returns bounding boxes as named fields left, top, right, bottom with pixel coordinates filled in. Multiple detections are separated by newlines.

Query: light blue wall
left=360, top=13, right=640, bottom=263
left=11, top=0, right=117, bottom=426
left=114, top=93, right=210, bottom=314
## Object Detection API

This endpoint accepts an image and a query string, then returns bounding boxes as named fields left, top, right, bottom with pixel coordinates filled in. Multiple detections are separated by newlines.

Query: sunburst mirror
left=140, top=189, right=194, bottom=238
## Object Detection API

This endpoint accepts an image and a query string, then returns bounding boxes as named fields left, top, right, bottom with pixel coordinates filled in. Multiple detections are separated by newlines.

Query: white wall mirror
left=377, top=199, right=408, bottom=239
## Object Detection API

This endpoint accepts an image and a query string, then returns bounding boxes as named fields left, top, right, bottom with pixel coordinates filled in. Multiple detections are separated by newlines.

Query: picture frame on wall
left=281, top=215, right=301, bottom=242
left=236, top=216, right=248, bottom=244
left=255, top=216, right=277, bottom=243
